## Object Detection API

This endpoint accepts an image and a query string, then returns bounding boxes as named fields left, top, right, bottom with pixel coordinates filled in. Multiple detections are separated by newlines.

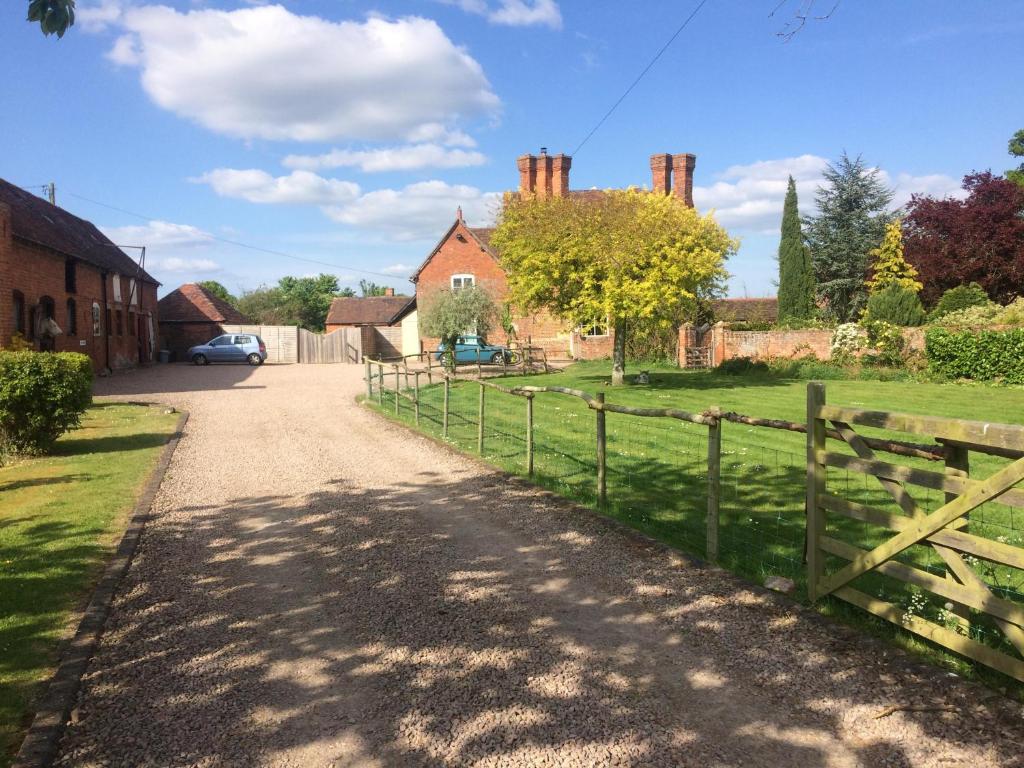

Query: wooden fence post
left=542, top=348, right=549, bottom=374
left=526, top=393, right=534, bottom=477
left=596, top=392, right=607, bottom=508
left=377, top=363, right=384, bottom=406
left=943, top=442, right=972, bottom=630
left=404, top=360, right=410, bottom=391
left=414, top=371, right=420, bottom=427
left=501, top=353, right=507, bottom=377
left=477, top=383, right=485, bottom=455
left=806, top=382, right=827, bottom=602
left=443, top=376, right=450, bottom=439
left=476, top=349, right=482, bottom=378
left=427, top=354, right=434, bottom=385
left=393, top=365, right=401, bottom=416
left=706, top=407, right=722, bottom=563
left=365, top=359, right=372, bottom=399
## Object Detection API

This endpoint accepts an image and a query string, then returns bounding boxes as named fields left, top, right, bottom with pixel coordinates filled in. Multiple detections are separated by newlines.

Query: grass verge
left=368, top=361, right=1024, bottom=697
left=0, top=403, right=180, bottom=767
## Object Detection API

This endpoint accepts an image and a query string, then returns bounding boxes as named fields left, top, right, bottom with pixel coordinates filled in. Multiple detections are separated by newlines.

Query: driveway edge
left=12, top=409, right=190, bottom=768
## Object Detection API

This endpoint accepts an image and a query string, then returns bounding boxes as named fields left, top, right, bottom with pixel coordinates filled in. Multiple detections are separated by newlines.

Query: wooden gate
left=806, top=382, right=1024, bottom=682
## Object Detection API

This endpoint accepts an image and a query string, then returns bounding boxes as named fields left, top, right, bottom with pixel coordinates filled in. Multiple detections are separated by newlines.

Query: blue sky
left=2, top=0, right=1022, bottom=297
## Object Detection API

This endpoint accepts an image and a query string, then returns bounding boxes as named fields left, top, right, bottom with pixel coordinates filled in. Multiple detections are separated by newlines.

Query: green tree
left=419, top=287, right=498, bottom=370
left=277, top=274, right=341, bottom=331
left=197, top=280, right=237, bottom=306
left=359, top=280, right=387, bottom=297
left=805, top=152, right=894, bottom=322
left=236, top=286, right=287, bottom=325
left=492, top=188, right=734, bottom=385
left=28, top=0, right=75, bottom=37
left=776, top=176, right=815, bottom=322
left=867, top=220, right=921, bottom=294
left=1007, top=129, right=1024, bottom=188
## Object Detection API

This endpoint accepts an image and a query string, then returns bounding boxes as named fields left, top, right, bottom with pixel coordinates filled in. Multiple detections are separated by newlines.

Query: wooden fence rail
left=363, top=361, right=1024, bottom=683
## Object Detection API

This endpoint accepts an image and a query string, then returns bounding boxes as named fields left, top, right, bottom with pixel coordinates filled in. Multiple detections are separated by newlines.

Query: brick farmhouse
left=0, top=179, right=159, bottom=371
left=410, top=150, right=699, bottom=359
left=158, top=282, right=252, bottom=361
left=325, top=289, right=416, bottom=360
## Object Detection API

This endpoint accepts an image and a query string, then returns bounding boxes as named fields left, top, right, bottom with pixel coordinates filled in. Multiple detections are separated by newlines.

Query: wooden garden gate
left=806, top=382, right=1024, bottom=682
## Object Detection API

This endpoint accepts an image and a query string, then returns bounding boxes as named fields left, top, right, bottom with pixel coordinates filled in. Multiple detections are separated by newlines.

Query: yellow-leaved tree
left=491, top=188, right=735, bottom=385
left=867, top=220, right=922, bottom=294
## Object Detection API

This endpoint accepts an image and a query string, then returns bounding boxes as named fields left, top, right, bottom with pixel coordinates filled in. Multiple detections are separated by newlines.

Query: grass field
left=370, top=361, right=1024, bottom=692
left=0, top=404, right=179, bottom=767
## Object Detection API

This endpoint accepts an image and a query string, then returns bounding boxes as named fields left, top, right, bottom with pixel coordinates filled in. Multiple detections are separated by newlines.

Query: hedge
left=0, top=351, right=93, bottom=454
left=925, top=328, right=1024, bottom=384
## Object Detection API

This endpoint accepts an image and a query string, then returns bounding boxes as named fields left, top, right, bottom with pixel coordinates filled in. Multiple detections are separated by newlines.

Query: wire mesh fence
left=365, top=362, right=1024, bottom=685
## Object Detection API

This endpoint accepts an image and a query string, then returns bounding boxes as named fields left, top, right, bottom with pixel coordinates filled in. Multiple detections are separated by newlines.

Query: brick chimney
left=536, top=148, right=553, bottom=198
left=384, top=287, right=395, bottom=297
left=516, top=154, right=537, bottom=195
left=650, top=153, right=672, bottom=195
left=552, top=153, right=571, bottom=197
left=672, top=153, right=696, bottom=207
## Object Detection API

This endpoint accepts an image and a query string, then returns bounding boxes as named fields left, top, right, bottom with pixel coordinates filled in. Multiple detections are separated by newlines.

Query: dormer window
left=451, top=274, right=475, bottom=291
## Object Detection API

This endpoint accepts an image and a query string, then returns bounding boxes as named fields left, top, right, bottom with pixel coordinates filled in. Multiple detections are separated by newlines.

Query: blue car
left=435, top=335, right=517, bottom=365
left=189, top=334, right=267, bottom=366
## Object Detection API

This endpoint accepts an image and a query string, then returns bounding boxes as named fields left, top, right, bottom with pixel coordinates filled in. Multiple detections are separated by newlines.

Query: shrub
left=829, top=323, right=863, bottom=364
left=864, top=283, right=926, bottom=327
left=999, top=297, right=1024, bottom=326
left=929, top=283, right=990, bottom=320
left=716, top=356, right=769, bottom=375
left=769, top=355, right=851, bottom=380
left=925, top=328, right=1024, bottom=383
left=931, top=296, right=1024, bottom=328
left=0, top=351, right=93, bottom=454
left=863, top=320, right=906, bottom=366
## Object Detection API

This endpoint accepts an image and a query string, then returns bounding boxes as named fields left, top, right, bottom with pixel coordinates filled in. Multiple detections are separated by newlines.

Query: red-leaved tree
left=903, top=172, right=1024, bottom=305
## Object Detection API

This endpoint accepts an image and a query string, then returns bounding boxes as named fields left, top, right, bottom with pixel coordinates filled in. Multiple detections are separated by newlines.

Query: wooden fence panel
left=297, top=327, right=362, bottom=363
left=221, top=324, right=298, bottom=364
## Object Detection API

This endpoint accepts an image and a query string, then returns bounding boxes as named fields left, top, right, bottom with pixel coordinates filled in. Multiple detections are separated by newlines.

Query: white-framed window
left=451, top=274, right=475, bottom=291
left=581, top=318, right=609, bottom=337
left=111, top=273, right=122, bottom=302
left=129, top=278, right=138, bottom=305
left=92, top=302, right=102, bottom=336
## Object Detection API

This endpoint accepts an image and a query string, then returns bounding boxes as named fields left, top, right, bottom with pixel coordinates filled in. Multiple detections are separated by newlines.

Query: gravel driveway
left=55, top=364, right=1022, bottom=767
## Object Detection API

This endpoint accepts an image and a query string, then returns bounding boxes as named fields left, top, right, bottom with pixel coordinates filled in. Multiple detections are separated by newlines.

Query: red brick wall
left=0, top=203, right=158, bottom=371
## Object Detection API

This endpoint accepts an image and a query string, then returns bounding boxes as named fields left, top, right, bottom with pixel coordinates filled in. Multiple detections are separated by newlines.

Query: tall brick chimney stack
left=672, top=153, right=696, bottom=207
left=650, top=153, right=672, bottom=195
left=552, top=153, right=571, bottom=197
left=517, top=154, right=537, bottom=195
left=536, top=148, right=553, bottom=199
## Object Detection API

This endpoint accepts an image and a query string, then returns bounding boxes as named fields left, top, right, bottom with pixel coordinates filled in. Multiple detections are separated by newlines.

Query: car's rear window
left=237, top=335, right=253, bottom=344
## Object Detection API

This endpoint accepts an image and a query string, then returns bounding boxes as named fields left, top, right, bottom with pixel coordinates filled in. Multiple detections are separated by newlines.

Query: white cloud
left=406, top=123, right=478, bottom=148
left=151, top=256, right=221, bottom=274
left=694, top=155, right=964, bottom=234
left=194, top=169, right=360, bottom=205
left=382, top=263, right=415, bottom=274
left=77, top=0, right=122, bottom=33
left=325, top=180, right=501, bottom=241
left=282, top=144, right=487, bottom=173
left=101, top=220, right=214, bottom=249
left=441, top=0, right=562, bottom=29
left=103, top=5, right=500, bottom=142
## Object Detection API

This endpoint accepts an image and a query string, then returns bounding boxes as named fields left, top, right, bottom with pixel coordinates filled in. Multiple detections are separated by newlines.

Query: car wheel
left=247, top=353, right=263, bottom=366
left=192, top=353, right=208, bottom=366
left=490, top=352, right=505, bottom=365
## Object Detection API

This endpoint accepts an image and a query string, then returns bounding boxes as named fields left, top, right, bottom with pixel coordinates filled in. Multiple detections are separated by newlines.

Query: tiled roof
left=466, top=226, right=496, bottom=255
left=713, top=298, right=778, bottom=323
left=158, top=283, right=251, bottom=323
left=0, top=178, right=159, bottom=284
left=326, top=296, right=415, bottom=326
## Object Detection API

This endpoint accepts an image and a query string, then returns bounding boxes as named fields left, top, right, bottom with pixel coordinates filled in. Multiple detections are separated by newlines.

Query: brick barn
left=158, top=283, right=253, bottom=362
left=325, top=289, right=416, bottom=360
left=410, top=150, right=699, bottom=359
left=0, top=179, right=159, bottom=371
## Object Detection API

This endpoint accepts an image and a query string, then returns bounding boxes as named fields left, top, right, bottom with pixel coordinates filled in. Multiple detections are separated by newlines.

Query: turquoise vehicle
left=435, top=335, right=518, bottom=365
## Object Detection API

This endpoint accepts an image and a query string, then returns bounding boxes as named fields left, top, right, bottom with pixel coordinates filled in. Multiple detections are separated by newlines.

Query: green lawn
left=371, top=361, right=1024, bottom=691
left=0, top=404, right=179, bottom=767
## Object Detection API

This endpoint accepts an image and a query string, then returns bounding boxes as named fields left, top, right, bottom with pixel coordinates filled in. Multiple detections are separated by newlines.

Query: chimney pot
left=384, top=287, right=395, bottom=297
left=671, top=153, right=697, bottom=207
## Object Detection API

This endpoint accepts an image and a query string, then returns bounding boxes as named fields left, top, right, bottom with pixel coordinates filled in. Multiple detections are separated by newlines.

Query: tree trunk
left=611, top=318, right=627, bottom=386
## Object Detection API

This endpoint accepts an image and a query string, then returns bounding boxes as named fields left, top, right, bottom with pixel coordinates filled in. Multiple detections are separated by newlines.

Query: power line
left=62, top=190, right=406, bottom=281
left=571, top=0, right=711, bottom=156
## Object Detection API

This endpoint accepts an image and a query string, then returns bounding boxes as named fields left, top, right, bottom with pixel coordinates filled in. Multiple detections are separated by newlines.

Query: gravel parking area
left=54, top=364, right=1022, bottom=767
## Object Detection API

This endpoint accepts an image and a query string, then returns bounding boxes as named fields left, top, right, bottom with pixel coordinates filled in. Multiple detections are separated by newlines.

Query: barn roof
left=158, top=283, right=251, bottom=324
left=326, top=295, right=415, bottom=326
left=0, top=178, right=159, bottom=284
